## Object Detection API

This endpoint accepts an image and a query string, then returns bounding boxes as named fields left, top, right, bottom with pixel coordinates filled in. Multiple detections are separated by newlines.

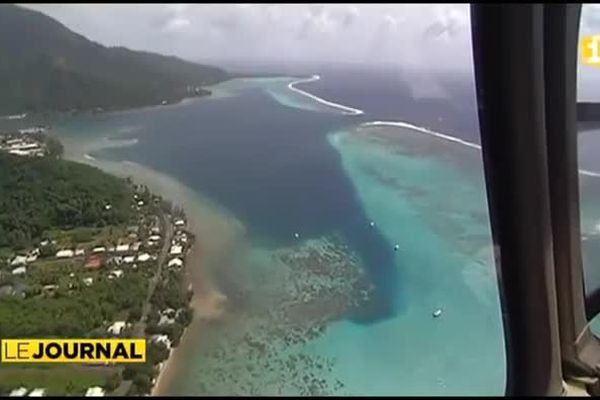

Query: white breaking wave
left=288, top=75, right=364, bottom=116
left=362, top=120, right=600, bottom=178
left=363, top=120, right=482, bottom=150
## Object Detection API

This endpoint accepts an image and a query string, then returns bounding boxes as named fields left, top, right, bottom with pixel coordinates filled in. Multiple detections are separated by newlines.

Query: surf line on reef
left=288, top=75, right=364, bottom=116
left=362, top=120, right=600, bottom=178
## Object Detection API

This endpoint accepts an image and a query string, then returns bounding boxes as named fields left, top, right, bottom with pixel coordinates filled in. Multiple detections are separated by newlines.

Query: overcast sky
left=23, top=4, right=473, bottom=71
left=21, top=4, right=600, bottom=100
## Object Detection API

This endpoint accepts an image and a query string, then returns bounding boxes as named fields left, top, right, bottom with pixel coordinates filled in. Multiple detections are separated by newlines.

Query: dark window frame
left=544, top=3, right=600, bottom=381
left=471, top=3, right=600, bottom=396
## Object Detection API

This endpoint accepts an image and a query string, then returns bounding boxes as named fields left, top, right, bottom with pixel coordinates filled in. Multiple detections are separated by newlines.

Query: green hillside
left=0, top=4, right=229, bottom=114
left=0, top=153, right=134, bottom=250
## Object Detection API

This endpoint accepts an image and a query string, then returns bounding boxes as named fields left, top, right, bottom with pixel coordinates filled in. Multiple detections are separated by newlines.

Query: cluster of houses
left=8, top=387, right=46, bottom=397
left=167, top=218, right=188, bottom=272
left=6, top=214, right=164, bottom=291
left=105, top=216, right=190, bottom=346
left=2, top=192, right=195, bottom=397
left=106, top=310, right=177, bottom=350
left=0, top=131, right=47, bottom=157
left=8, top=385, right=105, bottom=397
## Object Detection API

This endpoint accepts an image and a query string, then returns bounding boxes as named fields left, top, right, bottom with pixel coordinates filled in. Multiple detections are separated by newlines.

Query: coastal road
left=134, top=210, right=173, bottom=337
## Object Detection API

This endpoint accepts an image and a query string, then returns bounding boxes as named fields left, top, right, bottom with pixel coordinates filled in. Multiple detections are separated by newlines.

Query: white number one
left=586, top=35, right=600, bottom=63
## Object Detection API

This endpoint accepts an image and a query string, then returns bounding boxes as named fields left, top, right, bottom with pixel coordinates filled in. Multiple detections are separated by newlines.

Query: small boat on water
left=369, top=221, right=375, bottom=227
left=394, top=244, right=400, bottom=251
left=294, top=232, right=300, bottom=239
left=433, top=308, right=443, bottom=318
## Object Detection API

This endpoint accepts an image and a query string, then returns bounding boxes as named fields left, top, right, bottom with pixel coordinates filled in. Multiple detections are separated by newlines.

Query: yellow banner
left=1, top=339, right=146, bottom=363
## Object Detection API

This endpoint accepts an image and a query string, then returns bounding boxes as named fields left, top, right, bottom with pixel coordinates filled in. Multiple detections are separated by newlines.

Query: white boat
left=433, top=308, right=443, bottom=318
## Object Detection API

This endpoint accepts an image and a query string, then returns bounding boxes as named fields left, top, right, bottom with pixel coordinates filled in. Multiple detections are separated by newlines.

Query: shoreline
left=150, top=209, right=231, bottom=396
left=149, top=229, right=199, bottom=396
left=2, top=84, right=229, bottom=126
left=150, top=237, right=197, bottom=396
